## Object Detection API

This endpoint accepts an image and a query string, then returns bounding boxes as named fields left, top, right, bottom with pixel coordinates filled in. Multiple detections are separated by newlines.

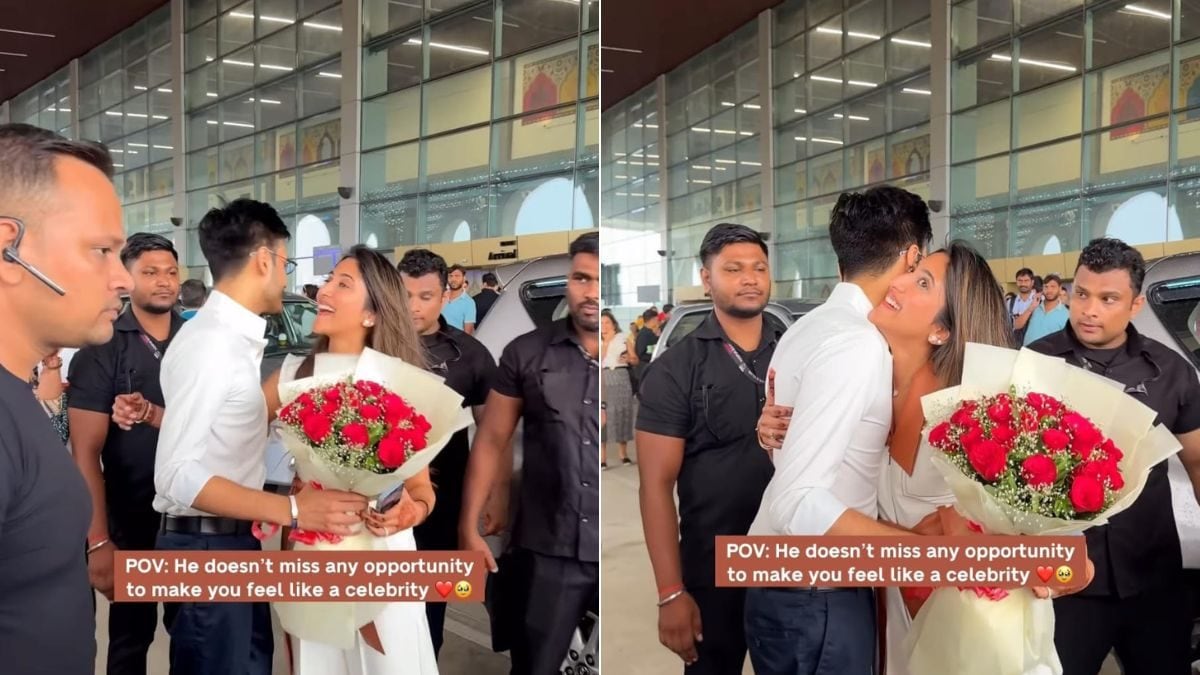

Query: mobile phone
left=375, top=484, right=406, bottom=513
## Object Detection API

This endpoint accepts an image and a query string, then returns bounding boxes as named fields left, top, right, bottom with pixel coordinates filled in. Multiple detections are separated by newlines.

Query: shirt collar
left=204, top=289, right=268, bottom=342
left=550, top=317, right=582, bottom=346
left=115, top=307, right=187, bottom=338
left=693, top=311, right=786, bottom=344
left=1042, top=321, right=1145, bottom=359
left=828, top=282, right=875, bottom=318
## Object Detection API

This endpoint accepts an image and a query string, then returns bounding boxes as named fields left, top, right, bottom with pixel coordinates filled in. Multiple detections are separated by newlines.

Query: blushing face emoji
left=1055, top=565, right=1073, bottom=584
left=455, top=580, right=472, bottom=599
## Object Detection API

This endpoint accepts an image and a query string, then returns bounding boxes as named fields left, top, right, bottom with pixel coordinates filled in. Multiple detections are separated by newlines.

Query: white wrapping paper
left=271, top=348, right=468, bottom=650
left=903, top=344, right=1181, bottom=675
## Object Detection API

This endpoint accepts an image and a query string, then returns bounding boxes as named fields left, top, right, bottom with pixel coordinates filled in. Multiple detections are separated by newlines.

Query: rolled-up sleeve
left=154, top=336, right=233, bottom=510
left=766, top=334, right=888, bottom=535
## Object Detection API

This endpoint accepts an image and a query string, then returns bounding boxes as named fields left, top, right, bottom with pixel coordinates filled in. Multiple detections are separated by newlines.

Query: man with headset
left=0, top=124, right=133, bottom=674
left=397, top=248, right=498, bottom=658
left=1028, top=237, right=1200, bottom=675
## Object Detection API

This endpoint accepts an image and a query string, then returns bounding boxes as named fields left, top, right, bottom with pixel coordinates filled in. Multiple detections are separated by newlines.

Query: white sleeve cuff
left=164, top=462, right=217, bottom=511
left=785, top=487, right=849, bottom=536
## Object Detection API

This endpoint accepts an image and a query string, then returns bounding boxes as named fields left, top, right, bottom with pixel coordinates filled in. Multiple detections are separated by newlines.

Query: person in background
left=442, top=264, right=477, bottom=334
left=397, top=248, right=498, bottom=659
left=1022, top=273, right=1069, bottom=346
left=302, top=283, right=318, bottom=301
left=153, top=199, right=367, bottom=675
left=662, top=303, right=675, bottom=324
left=637, top=223, right=781, bottom=674
left=474, top=272, right=501, bottom=326
left=633, top=309, right=661, bottom=392
left=179, top=278, right=208, bottom=320
left=601, top=310, right=634, bottom=469
left=1028, top=238, right=1200, bottom=675
left=69, top=232, right=183, bottom=675
left=1009, top=267, right=1039, bottom=343
left=460, top=232, right=600, bottom=674
left=33, top=351, right=69, bottom=446
left=0, top=123, right=132, bottom=675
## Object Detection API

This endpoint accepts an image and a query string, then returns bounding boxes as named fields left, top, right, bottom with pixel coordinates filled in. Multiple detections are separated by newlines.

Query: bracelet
left=86, top=538, right=110, bottom=555
left=414, top=498, right=432, bottom=521
left=288, top=494, right=299, bottom=529
left=657, top=590, right=686, bottom=607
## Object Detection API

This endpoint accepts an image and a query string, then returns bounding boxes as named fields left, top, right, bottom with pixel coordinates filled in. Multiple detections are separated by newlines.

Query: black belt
left=160, top=515, right=253, bottom=536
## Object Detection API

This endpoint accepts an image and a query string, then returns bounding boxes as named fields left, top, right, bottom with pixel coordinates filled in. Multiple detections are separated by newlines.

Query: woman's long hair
left=297, top=245, right=427, bottom=378
left=930, top=241, right=1014, bottom=387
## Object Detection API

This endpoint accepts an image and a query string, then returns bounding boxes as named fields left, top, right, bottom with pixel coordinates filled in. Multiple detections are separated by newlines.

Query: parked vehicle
left=650, top=297, right=823, bottom=362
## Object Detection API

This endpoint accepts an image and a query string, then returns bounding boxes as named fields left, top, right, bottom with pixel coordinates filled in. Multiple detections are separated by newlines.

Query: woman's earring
left=929, top=335, right=943, bottom=345
left=363, top=318, right=375, bottom=328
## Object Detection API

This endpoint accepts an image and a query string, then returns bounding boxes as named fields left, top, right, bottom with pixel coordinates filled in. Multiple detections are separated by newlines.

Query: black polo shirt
left=414, top=317, right=496, bottom=552
left=474, top=289, right=499, bottom=325
left=636, top=312, right=783, bottom=590
left=1029, top=323, right=1200, bottom=598
left=493, top=317, right=599, bottom=563
left=68, top=309, right=185, bottom=522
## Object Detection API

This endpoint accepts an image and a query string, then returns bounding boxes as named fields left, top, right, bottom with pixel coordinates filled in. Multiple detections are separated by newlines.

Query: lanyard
left=722, top=341, right=765, bottom=386
left=137, top=332, right=163, bottom=361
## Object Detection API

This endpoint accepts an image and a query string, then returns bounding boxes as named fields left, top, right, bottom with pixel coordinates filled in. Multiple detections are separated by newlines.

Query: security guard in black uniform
left=1028, top=238, right=1200, bottom=675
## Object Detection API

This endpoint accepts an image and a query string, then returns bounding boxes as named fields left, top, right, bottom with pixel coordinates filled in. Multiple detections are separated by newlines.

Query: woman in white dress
left=262, top=246, right=440, bottom=675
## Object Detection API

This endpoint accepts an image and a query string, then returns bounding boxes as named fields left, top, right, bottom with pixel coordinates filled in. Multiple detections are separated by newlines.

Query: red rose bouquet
left=903, top=344, right=1181, bottom=675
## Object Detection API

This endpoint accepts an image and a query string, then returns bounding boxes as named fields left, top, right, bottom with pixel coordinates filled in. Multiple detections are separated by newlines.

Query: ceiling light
left=229, top=11, right=254, bottom=18
left=714, top=129, right=737, bottom=134
left=692, top=165, right=712, bottom=170
left=721, top=101, right=735, bottom=107
left=903, top=87, right=932, bottom=95
left=741, top=161, right=762, bottom=166
left=812, top=138, right=843, bottom=145
left=0, top=28, right=54, bottom=38
left=743, top=103, right=761, bottom=110
left=833, top=113, right=871, bottom=121
left=248, top=97, right=282, bottom=104
left=105, top=111, right=124, bottom=116
left=317, top=71, right=342, bottom=78
left=153, top=145, right=174, bottom=150
left=406, top=37, right=489, bottom=56
left=795, top=108, right=807, bottom=114
left=601, top=46, right=643, bottom=54
left=811, top=75, right=843, bottom=83
left=112, top=163, right=125, bottom=168
left=1122, top=4, right=1171, bottom=20
left=152, top=115, right=169, bottom=119
left=815, top=27, right=841, bottom=35
left=303, top=21, right=342, bottom=31
left=990, top=53, right=1077, bottom=72
left=157, top=87, right=173, bottom=93
left=847, top=80, right=877, bottom=88
left=223, top=58, right=254, bottom=67
left=134, top=85, right=148, bottom=91
left=691, top=127, right=711, bottom=133
left=0, top=50, right=28, bottom=57
left=892, top=37, right=932, bottom=48
left=126, top=113, right=148, bottom=118
left=260, top=63, right=294, bottom=71
left=847, top=31, right=881, bottom=40
left=691, top=179, right=712, bottom=184
left=110, top=149, right=124, bottom=154
left=715, top=159, right=737, bottom=164
left=128, top=143, right=149, bottom=147
left=206, top=92, right=219, bottom=97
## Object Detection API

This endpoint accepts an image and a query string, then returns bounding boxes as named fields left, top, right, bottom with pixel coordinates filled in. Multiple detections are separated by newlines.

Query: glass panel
left=1176, top=40, right=1200, bottom=112
left=1014, top=78, right=1081, bottom=147
left=1084, top=118, right=1168, bottom=190
left=424, top=65, right=490, bottom=135
left=428, top=0, right=479, bottom=17
left=220, top=96, right=257, bottom=140
left=363, top=30, right=422, bottom=99
left=775, top=1, right=805, bottom=44
left=1087, top=50, right=1169, bottom=130
left=952, top=98, right=1011, bottom=162
left=585, top=0, right=598, bottom=31
left=810, top=15, right=842, bottom=69
left=848, top=41, right=885, bottom=91
left=1175, top=110, right=1200, bottom=177
left=1016, top=17, right=1083, bottom=91
left=190, top=107, right=222, bottom=148
left=124, top=21, right=148, bottom=64
left=428, top=6, right=494, bottom=79
left=122, top=167, right=149, bottom=203
left=953, top=0, right=1012, bottom=55
left=809, top=0, right=841, bottom=27
left=189, top=0, right=218, bottom=29
left=847, top=89, right=886, bottom=142
left=774, top=34, right=805, bottom=87
left=360, top=196, right=418, bottom=249
left=81, top=115, right=101, bottom=142
left=221, top=46, right=258, bottom=96
left=363, top=88, right=420, bottom=150
left=891, top=0, right=930, bottom=31
left=126, top=59, right=150, bottom=99
left=807, top=150, right=844, bottom=197
left=1014, top=137, right=1081, bottom=201
left=1085, top=185, right=1171, bottom=248
left=424, top=126, right=491, bottom=190
left=101, top=40, right=123, bottom=75
left=846, top=138, right=886, bottom=187
left=1091, top=0, right=1169, bottom=70
left=220, top=137, right=256, bottom=184
left=188, top=19, right=218, bottom=70
left=893, top=74, right=931, bottom=130
left=124, top=94, right=150, bottom=135
left=493, top=106, right=577, bottom=179
left=258, top=27, right=298, bottom=84
left=953, top=49, right=1012, bottom=110
left=500, top=0, right=579, bottom=56
left=362, top=142, right=419, bottom=201
left=300, top=0, right=337, bottom=16
left=80, top=83, right=101, bottom=119
left=422, top=185, right=490, bottom=243
left=150, top=124, right=175, bottom=163
left=220, top=2, right=255, bottom=55
left=889, top=20, right=932, bottom=80
left=101, top=109, right=125, bottom=142
left=1016, top=0, right=1081, bottom=29
left=951, top=156, right=1010, bottom=214
left=1011, top=198, right=1081, bottom=256
left=888, top=124, right=931, bottom=178
left=150, top=46, right=172, bottom=87
left=257, top=0, right=297, bottom=37
left=299, top=7, right=342, bottom=65
left=775, top=78, right=808, bottom=126
left=847, top=0, right=886, bottom=49
left=951, top=210, right=1008, bottom=257
left=1184, top=0, right=1200, bottom=42
left=301, top=62, right=342, bottom=115
left=811, top=63, right=844, bottom=111
left=257, top=76, right=299, bottom=129
left=297, top=113, right=342, bottom=167
left=187, top=64, right=221, bottom=110
left=101, top=71, right=125, bottom=110
left=254, top=127, right=282, bottom=174
left=125, top=131, right=150, bottom=169
left=298, top=161, right=341, bottom=211
left=494, top=40, right=578, bottom=119
left=363, top=0, right=422, bottom=40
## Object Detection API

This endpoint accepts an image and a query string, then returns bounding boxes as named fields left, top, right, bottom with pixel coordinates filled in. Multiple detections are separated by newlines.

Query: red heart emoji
left=435, top=581, right=453, bottom=598
left=1036, top=566, right=1053, bottom=583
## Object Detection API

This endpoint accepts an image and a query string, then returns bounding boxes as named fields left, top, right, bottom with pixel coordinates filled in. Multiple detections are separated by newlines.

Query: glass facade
left=5, top=0, right=596, bottom=288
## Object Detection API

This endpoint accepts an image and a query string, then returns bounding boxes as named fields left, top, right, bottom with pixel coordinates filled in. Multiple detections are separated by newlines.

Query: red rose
left=1099, top=439, right=1123, bottom=463
left=360, top=404, right=383, bottom=422
left=1081, top=460, right=1125, bottom=491
left=323, top=387, right=343, bottom=405
left=960, top=426, right=984, bottom=451
left=412, top=414, right=432, bottom=435
left=340, top=423, right=370, bottom=447
left=1041, top=428, right=1070, bottom=452
left=302, top=414, right=333, bottom=444
left=1021, top=411, right=1040, bottom=433
left=951, top=405, right=978, bottom=428
left=1069, top=474, right=1105, bottom=513
left=966, top=439, right=1008, bottom=481
left=394, top=425, right=429, bottom=451
left=321, top=399, right=340, bottom=417
left=1021, top=455, right=1058, bottom=488
left=1027, top=393, right=1063, bottom=419
left=378, top=431, right=408, bottom=468
left=991, top=424, right=1018, bottom=447
left=382, top=394, right=414, bottom=425
left=356, top=380, right=384, bottom=397
left=987, top=401, right=1012, bottom=424
left=1071, top=433, right=1101, bottom=461
left=929, top=422, right=952, bottom=449
left=296, top=393, right=315, bottom=409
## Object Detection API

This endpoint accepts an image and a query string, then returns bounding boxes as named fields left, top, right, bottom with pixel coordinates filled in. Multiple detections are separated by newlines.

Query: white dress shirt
left=747, top=282, right=893, bottom=537
left=153, top=290, right=269, bottom=516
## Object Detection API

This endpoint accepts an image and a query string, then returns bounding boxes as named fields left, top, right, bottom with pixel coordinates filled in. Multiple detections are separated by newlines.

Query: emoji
left=455, top=580, right=472, bottom=599
left=1055, top=565, right=1073, bottom=584
left=435, top=581, right=453, bottom=598
left=1035, top=566, right=1053, bottom=583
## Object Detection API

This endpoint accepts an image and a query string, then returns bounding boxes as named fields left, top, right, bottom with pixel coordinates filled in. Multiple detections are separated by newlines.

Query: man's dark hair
left=398, top=248, right=449, bottom=288
left=197, top=199, right=291, bottom=283
left=448, top=264, right=467, bottom=276
left=0, top=124, right=114, bottom=208
left=828, top=187, right=932, bottom=279
left=1077, top=238, right=1146, bottom=295
left=120, top=232, right=178, bottom=267
left=481, top=272, right=499, bottom=287
left=1015, top=267, right=1034, bottom=280
left=698, top=223, right=767, bottom=267
left=570, top=231, right=599, bottom=258
left=642, top=308, right=659, bottom=322
left=180, top=278, right=208, bottom=308
left=302, top=283, right=319, bottom=300
left=663, top=303, right=675, bottom=313
left=1043, top=273, right=1062, bottom=286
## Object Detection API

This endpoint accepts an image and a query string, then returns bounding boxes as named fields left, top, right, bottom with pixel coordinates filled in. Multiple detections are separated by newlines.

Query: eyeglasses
left=253, top=247, right=297, bottom=275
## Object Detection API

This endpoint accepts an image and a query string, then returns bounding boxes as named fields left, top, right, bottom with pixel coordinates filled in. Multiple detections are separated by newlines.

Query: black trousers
left=508, top=549, right=598, bottom=675
left=1055, top=582, right=1191, bottom=675
left=414, top=468, right=464, bottom=659
left=156, top=531, right=273, bottom=675
left=684, top=587, right=748, bottom=675
left=106, top=511, right=163, bottom=675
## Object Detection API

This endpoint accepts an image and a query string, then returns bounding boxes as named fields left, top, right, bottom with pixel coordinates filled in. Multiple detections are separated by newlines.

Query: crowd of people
left=0, top=123, right=599, bottom=675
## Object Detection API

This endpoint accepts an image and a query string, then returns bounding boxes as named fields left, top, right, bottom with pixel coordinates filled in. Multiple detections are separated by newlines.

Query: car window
left=520, top=276, right=567, bottom=329
left=283, top=300, right=318, bottom=344
left=263, top=313, right=292, bottom=356
left=663, top=312, right=707, bottom=350
left=1149, top=275, right=1200, bottom=369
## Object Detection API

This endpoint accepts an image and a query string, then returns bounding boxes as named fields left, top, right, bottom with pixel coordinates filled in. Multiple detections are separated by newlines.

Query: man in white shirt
left=744, top=187, right=933, bottom=675
left=154, top=199, right=368, bottom=675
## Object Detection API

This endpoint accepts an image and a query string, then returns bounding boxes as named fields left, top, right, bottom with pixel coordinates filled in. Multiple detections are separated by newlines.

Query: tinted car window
left=664, top=311, right=707, bottom=350
left=521, top=277, right=567, bottom=329
left=1149, top=275, right=1200, bottom=369
left=283, top=299, right=317, bottom=342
